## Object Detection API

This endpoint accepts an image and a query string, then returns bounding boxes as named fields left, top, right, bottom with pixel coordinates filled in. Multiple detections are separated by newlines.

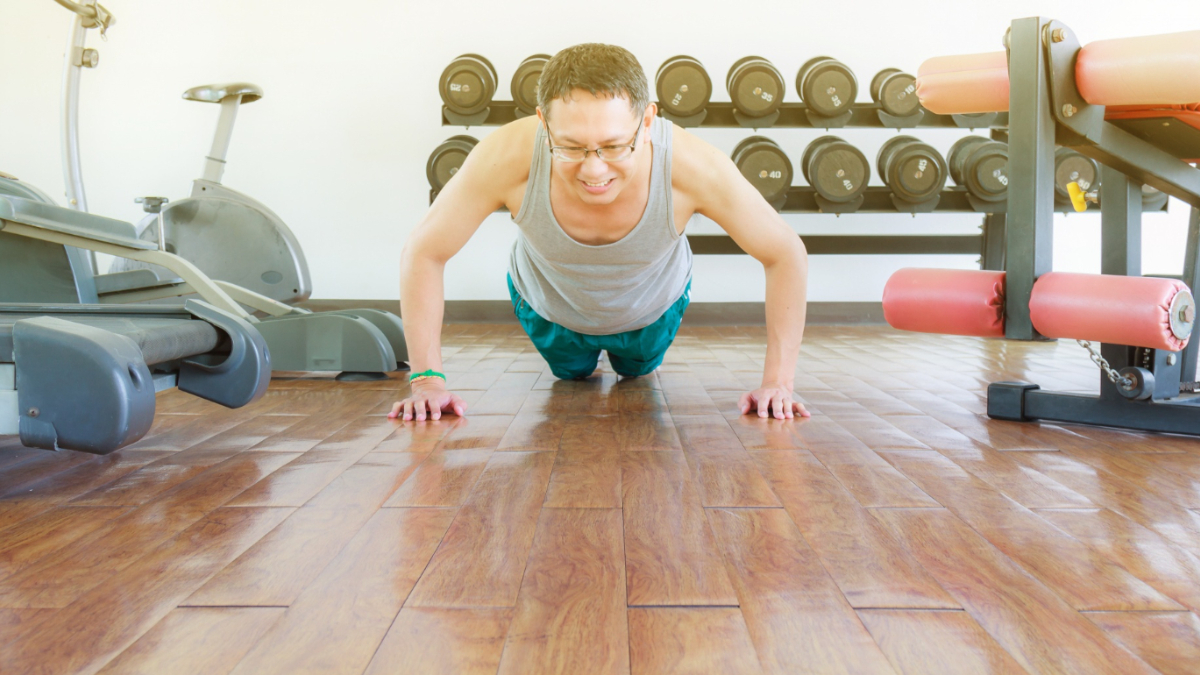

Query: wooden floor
left=3, top=324, right=1200, bottom=674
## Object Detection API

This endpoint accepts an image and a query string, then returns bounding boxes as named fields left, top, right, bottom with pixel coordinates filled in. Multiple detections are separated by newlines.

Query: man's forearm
left=761, top=250, right=808, bottom=388
left=399, top=253, right=448, bottom=373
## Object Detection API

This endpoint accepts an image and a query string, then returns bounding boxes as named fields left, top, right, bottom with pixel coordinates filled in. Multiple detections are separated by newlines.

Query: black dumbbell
left=656, top=55, right=712, bottom=119
left=877, top=135, right=948, bottom=203
left=726, top=56, right=786, bottom=119
left=439, top=54, right=498, bottom=117
left=427, top=135, right=479, bottom=191
left=1054, top=147, right=1100, bottom=201
left=732, top=136, right=793, bottom=206
left=512, top=54, right=551, bottom=116
left=796, top=56, right=857, bottom=118
left=949, top=136, right=1009, bottom=202
left=802, top=136, right=870, bottom=203
left=870, top=68, right=920, bottom=117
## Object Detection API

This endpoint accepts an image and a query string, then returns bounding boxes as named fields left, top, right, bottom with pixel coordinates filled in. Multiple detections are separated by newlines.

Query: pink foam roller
left=883, top=268, right=1006, bottom=337
left=916, top=52, right=1009, bottom=114
left=917, top=51, right=1008, bottom=77
left=1078, top=31, right=1200, bottom=106
left=1030, top=272, right=1191, bottom=351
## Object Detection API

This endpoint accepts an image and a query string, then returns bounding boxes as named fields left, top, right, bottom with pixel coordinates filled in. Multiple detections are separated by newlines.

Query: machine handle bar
left=52, top=0, right=115, bottom=31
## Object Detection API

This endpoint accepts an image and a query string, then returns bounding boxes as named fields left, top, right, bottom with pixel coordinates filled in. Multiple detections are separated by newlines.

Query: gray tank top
left=508, top=116, right=693, bottom=335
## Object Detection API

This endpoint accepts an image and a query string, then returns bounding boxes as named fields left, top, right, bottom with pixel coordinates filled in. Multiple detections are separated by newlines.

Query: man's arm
left=673, top=128, right=810, bottom=419
left=391, top=118, right=535, bottom=421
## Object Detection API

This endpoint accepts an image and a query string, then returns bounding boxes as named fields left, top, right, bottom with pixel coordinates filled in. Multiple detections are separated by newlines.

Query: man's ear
left=536, top=106, right=549, bottom=145
left=642, top=103, right=657, bottom=135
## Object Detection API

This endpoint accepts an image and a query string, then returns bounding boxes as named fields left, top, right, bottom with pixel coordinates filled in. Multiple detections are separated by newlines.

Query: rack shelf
left=443, top=101, right=1009, bottom=130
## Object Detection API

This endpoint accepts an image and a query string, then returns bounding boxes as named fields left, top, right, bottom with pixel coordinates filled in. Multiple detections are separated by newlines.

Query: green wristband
left=409, top=369, right=446, bottom=383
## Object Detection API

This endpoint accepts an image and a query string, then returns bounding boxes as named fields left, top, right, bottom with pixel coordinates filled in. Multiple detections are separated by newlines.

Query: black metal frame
left=986, top=17, right=1200, bottom=435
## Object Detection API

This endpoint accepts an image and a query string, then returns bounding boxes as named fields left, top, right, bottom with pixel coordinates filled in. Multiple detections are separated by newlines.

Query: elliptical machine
left=18, top=0, right=408, bottom=380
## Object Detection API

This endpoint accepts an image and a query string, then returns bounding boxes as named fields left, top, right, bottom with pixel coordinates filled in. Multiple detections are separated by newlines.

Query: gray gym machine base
left=0, top=194, right=407, bottom=380
left=986, top=17, right=1200, bottom=435
left=0, top=299, right=271, bottom=454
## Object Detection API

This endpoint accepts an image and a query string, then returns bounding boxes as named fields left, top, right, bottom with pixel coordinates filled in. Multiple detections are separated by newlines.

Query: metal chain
left=1076, top=339, right=1134, bottom=389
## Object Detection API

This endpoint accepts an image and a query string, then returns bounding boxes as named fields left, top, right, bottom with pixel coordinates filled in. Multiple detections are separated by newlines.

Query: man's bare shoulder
left=471, top=115, right=539, bottom=185
left=669, top=123, right=740, bottom=205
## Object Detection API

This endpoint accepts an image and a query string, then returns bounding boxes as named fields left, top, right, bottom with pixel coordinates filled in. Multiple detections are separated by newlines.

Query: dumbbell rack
left=440, top=99, right=1028, bottom=270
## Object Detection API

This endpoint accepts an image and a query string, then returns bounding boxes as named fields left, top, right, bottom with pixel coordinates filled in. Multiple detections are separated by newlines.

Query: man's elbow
left=401, top=234, right=452, bottom=270
left=761, top=234, right=807, bottom=271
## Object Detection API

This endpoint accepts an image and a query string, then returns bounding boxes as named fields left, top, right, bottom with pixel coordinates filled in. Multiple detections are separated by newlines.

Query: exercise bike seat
left=183, top=83, right=263, bottom=104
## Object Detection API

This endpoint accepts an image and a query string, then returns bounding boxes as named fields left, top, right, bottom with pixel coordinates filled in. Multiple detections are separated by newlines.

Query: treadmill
left=0, top=188, right=272, bottom=455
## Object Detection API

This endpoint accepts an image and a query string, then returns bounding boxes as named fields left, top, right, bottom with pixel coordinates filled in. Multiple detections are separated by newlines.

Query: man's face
left=538, top=91, right=651, bottom=206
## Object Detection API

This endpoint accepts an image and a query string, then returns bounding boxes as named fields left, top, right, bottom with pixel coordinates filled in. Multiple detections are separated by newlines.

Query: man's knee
left=547, top=351, right=601, bottom=380
left=551, top=364, right=598, bottom=380
left=608, top=353, right=663, bottom=378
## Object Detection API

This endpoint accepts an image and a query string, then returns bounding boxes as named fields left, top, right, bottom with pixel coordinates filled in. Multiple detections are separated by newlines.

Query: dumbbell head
left=870, top=68, right=919, bottom=117
left=1054, top=147, right=1100, bottom=200
left=656, top=55, right=712, bottom=118
left=427, top=135, right=479, bottom=191
left=949, top=136, right=1009, bottom=202
left=796, top=56, right=858, bottom=118
left=1142, top=184, right=1169, bottom=210
left=948, top=136, right=990, bottom=186
left=877, top=135, right=948, bottom=203
left=511, top=54, right=551, bottom=115
left=732, top=135, right=793, bottom=206
left=439, top=54, right=498, bottom=116
left=802, top=136, right=870, bottom=203
left=726, top=56, right=785, bottom=118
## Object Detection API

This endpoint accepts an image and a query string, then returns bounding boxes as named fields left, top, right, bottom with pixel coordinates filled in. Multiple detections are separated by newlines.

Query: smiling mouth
left=581, top=179, right=614, bottom=188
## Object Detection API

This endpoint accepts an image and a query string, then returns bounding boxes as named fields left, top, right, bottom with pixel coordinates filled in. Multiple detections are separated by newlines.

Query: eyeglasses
left=544, top=119, right=643, bottom=163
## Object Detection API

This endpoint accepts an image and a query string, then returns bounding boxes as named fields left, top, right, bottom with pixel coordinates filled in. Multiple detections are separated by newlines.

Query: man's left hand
left=739, top=385, right=810, bottom=420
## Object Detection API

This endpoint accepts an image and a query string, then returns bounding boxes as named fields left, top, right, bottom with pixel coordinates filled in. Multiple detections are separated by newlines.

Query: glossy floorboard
left=2, top=324, right=1200, bottom=674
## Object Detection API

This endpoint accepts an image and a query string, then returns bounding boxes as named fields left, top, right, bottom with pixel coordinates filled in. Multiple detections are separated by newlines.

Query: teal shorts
left=508, top=275, right=691, bottom=380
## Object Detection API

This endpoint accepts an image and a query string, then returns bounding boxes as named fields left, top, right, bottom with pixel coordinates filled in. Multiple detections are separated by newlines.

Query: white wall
left=2, top=0, right=1197, bottom=302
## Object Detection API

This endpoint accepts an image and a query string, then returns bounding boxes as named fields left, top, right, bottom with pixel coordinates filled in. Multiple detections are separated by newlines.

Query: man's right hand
left=388, top=379, right=467, bottom=421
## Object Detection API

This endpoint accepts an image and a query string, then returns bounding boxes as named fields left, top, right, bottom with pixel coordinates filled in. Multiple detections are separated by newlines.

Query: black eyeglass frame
left=543, top=118, right=646, bottom=163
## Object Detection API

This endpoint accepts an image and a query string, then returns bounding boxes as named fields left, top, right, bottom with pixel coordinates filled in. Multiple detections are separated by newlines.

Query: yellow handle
left=1067, top=181, right=1088, bottom=212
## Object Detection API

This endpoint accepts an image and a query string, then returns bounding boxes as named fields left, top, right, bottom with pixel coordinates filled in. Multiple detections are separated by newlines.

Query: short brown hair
left=537, top=43, right=650, bottom=118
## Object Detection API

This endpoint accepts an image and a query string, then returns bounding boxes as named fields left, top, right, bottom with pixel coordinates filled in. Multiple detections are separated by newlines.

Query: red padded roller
left=915, top=52, right=1009, bottom=115
left=1077, top=31, right=1200, bottom=106
left=916, top=30, right=1200, bottom=115
left=1030, top=272, right=1192, bottom=351
left=917, top=51, right=1008, bottom=78
left=883, top=268, right=1006, bottom=337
